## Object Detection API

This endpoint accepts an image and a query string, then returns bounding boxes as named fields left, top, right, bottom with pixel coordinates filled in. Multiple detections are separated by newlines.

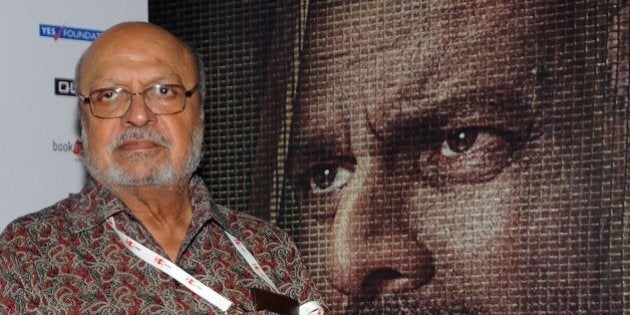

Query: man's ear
left=607, top=1, right=628, bottom=107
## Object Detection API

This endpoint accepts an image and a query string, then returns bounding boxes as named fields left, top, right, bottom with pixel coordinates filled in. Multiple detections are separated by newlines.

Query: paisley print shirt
left=0, top=176, right=324, bottom=314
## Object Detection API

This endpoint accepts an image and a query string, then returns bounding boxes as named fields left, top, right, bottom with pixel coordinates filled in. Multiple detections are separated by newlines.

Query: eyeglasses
left=79, top=84, right=200, bottom=118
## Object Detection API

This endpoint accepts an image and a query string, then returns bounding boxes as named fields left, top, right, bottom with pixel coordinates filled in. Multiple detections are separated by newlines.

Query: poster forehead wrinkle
left=304, top=0, right=548, bottom=139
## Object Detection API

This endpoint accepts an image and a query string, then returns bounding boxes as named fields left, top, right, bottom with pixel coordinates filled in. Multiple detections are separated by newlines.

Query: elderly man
left=0, top=22, right=324, bottom=314
left=284, top=0, right=627, bottom=314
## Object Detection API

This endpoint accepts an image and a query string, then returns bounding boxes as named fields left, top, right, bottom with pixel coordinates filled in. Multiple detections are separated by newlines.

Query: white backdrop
left=0, top=1, right=147, bottom=231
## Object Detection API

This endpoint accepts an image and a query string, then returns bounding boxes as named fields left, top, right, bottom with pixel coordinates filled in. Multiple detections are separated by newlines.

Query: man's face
left=78, top=24, right=203, bottom=187
left=288, top=1, right=609, bottom=313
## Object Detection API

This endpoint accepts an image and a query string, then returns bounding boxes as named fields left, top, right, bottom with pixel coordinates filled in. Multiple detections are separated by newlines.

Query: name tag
left=252, top=287, right=300, bottom=314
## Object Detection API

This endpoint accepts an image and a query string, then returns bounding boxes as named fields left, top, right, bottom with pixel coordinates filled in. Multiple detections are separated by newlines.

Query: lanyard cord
left=106, top=217, right=234, bottom=312
left=225, top=231, right=279, bottom=293
left=106, top=217, right=324, bottom=314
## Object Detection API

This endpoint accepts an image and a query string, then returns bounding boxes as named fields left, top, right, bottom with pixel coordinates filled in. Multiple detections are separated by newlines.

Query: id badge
left=252, top=287, right=300, bottom=315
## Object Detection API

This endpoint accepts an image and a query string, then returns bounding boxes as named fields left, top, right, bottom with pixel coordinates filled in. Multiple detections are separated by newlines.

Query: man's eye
left=96, top=90, right=121, bottom=103
left=157, top=86, right=172, bottom=95
left=149, top=85, right=179, bottom=101
left=153, top=85, right=179, bottom=99
left=309, top=163, right=354, bottom=194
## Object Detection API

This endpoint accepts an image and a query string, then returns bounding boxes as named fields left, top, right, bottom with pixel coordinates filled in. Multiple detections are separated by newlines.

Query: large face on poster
left=284, top=0, right=627, bottom=313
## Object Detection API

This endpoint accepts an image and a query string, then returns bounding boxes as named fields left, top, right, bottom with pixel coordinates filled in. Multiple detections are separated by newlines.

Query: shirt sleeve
left=266, top=224, right=328, bottom=312
left=0, top=223, right=45, bottom=313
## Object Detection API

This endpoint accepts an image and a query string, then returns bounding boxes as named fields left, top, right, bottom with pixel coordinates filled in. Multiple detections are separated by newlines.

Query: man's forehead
left=78, top=35, right=196, bottom=92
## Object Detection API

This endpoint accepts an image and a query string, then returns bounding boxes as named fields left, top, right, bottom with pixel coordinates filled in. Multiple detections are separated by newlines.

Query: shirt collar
left=67, top=175, right=230, bottom=234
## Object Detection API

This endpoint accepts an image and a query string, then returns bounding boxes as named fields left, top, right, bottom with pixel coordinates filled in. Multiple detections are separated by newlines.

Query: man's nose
left=122, top=94, right=155, bottom=127
left=327, top=164, right=435, bottom=298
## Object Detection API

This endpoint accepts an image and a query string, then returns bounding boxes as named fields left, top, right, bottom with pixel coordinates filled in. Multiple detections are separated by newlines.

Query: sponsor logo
left=53, top=139, right=82, bottom=156
left=39, top=24, right=102, bottom=42
left=54, top=78, right=76, bottom=96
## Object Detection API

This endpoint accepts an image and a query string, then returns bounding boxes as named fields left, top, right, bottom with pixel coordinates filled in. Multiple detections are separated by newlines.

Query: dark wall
left=149, top=1, right=279, bottom=218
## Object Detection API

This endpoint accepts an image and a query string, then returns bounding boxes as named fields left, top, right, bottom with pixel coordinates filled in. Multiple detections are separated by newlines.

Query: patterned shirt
left=0, top=176, right=324, bottom=314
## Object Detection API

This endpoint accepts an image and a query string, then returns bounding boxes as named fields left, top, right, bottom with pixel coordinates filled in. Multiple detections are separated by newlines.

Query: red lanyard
left=107, top=217, right=324, bottom=314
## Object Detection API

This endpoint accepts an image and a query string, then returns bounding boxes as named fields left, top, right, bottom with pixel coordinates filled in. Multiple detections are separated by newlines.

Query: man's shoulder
left=214, top=203, right=271, bottom=227
left=212, top=203, right=287, bottom=240
left=0, top=195, right=79, bottom=245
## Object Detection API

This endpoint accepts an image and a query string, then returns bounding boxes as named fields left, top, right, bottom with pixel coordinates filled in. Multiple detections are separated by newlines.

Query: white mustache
left=107, top=128, right=171, bottom=153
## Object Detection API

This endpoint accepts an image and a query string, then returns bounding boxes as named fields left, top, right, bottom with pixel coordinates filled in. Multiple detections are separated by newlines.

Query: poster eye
left=309, top=162, right=354, bottom=194
left=441, top=128, right=479, bottom=156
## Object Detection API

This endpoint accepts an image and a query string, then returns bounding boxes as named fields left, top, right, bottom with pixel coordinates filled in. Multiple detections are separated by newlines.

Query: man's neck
left=106, top=177, right=194, bottom=261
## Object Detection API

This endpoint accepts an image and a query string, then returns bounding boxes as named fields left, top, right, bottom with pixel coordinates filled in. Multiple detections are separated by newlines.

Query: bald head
left=75, top=22, right=203, bottom=95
